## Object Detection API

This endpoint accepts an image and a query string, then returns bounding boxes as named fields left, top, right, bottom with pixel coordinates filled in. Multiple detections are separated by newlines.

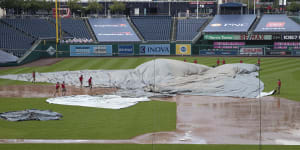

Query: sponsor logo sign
left=205, top=34, right=272, bottom=40
left=274, top=42, right=300, bottom=50
left=70, top=45, right=112, bottom=56
left=176, top=44, right=191, bottom=55
left=46, top=46, right=56, bottom=56
left=118, top=45, right=134, bottom=55
left=293, top=51, right=300, bottom=55
left=199, top=50, right=238, bottom=56
left=240, top=34, right=272, bottom=40
left=269, top=51, right=288, bottom=56
left=239, top=48, right=264, bottom=55
left=214, top=42, right=245, bottom=49
left=204, top=34, right=236, bottom=40
left=139, top=44, right=170, bottom=55
left=210, top=24, right=246, bottom=27
left=266, top=22, right=285, bottom=28
left=262, top=22, right=286, bottom=30
left=282, top=35, right=300, bottom=40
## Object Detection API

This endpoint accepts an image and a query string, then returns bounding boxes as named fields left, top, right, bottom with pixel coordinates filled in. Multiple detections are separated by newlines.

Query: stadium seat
left=176, top=18, right=208, bottom=41
left=130, top=16, right=172, bottom=41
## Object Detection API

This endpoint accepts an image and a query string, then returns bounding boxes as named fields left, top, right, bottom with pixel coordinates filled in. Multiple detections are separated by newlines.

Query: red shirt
left=88, top=78, right=92, bottom=84
left=222, top=60, right=226, bottom=64
left=240, top=60, right=243, bottom=63
left=61, top=83, right=65, bottom=89
left=184, top=59, right=186, bottom=62
left=258, top=59, right=261, bottom=65
left=56, top=83, right=60, bottom=89
left=194, top=60, right=197, bottom=64
left=217, top=60, right=220, bottom=65
left=278, top=81, right=281, bottom=87
left=79, top=76, right=83, bottom=82
left=32, top=72, right=35, bottom=77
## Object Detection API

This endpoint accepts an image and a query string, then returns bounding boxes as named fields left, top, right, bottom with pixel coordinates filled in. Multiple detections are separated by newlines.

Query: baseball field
left=0, top=56, right=300, bottom=150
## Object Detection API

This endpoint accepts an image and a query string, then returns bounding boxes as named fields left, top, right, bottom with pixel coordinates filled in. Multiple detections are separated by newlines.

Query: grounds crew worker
left=277, top=79, right=281, bottom=95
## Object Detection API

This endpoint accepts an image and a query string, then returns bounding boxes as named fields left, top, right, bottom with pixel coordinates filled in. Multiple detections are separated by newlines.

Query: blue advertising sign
left=88, top=18, right=140, bottom=42
left=203, top=15, right=256, bottom=33
left=254, top=15, right=300, bottom=33
left=139, top=44, right=170, bottom=55
left=199, top=50, right=238, bottom=56
left=70, top=45, right=112, bottom=56
left=118, top=45, right=134, bottom=55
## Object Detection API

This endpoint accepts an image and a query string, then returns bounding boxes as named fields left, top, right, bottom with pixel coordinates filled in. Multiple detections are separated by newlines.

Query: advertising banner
left=281, top=35, right=300, bottom=40
left=70, top=45, right=112, bottom=56
left=268, top=51, right=290, bottom=56
left=274, top=42, right=300, bottom=50
left=140, top=44, right=170, bottom=55
left=199, top=50, right=238, bottom=55
left=293, top=51, right=300, bottom=55
left=214, top=42, right=245, bottom=49
left=176, top=44, right=191, bottom=55
left=203, top=15, right=256, bottom=33
left=204, top=34, right=237, bottom=40
left=239, top=48, right=264, bottom=55
left=118, top=45, right=134, bottom=55
left=204, top=34, right=272, bottom=40
left=88, top=18, right=140, bottom=42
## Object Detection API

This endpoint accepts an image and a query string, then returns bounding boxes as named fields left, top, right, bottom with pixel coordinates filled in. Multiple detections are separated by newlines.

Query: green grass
left=0, top=144, right=299, bottom=150
left=0, top=98, right=176, bottom=139
left=1, top=57, right=300, bottom=101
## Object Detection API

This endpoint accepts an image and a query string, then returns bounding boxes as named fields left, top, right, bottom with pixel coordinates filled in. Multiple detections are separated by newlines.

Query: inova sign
left=139, top=44, right=170, bottom=55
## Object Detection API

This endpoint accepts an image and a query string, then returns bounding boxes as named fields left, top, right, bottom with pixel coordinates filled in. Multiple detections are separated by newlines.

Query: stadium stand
left=130, top=16, right=172, bottom=41
left=203, top=15, right=256, bottom=33
left=176, top=18, right=208, bottom=41
left=55, top=18, right=92, bottom=39
left=0, top=50, right=19, bottom=63
left=254, top=15, right=300, bottom=33
left=0, top=22, right=35, bottom=55
left=2, top=18, right=57, bottom=38
left=88, top=18, right=140, bottom=42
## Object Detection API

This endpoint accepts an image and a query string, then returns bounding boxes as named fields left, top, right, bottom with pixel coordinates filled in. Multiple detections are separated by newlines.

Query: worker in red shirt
left=222, top=59, right=226, bottom=65
left=193, top=59, right=197, bottom=64
left=32, top=70, right=36, bottom=83
left=257, top=58, right=261, bottom=66
left=184, top=58, right=186, bottom=62
left=79, top=75, right=83, bottom=88
left=54, top=82, right=60, bottom=97
left=88, top=77, right=92, bottom=90
left=61, top=81, right=66, bottom=96
left=216, top=58, right=220, bottom=66
left=240, top=59, right=243, bottom=63
left=277, top=79, right=281, bottom=95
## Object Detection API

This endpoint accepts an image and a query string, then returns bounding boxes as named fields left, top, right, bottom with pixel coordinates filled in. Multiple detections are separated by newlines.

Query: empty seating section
left=176, top=18, right=207, bottom=41
left=2, top=18, right=56, bottom=38
left=131, top=16, right=172, bottom=41
left=0, top=22, right=34, bottom=53
left=60, top=18, right=92, bottom=39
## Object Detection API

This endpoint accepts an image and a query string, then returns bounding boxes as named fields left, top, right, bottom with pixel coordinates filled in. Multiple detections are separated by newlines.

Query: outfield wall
left=1, top=40, right=299, bottom=67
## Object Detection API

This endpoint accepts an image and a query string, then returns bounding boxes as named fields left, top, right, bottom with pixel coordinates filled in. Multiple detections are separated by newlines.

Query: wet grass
left=0, top=98, right=176, bottom=139
left=0, top=144, right=299, bottom=150
left=1, top=57, right=300, bottom=101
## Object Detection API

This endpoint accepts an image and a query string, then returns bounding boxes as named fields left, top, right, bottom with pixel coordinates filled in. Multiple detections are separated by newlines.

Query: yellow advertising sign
left=176, top=44, right=191, bottom=55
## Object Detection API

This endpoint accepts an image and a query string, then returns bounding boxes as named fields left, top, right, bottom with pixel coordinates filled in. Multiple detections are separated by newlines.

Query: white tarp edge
left=46, top=95, right=150, bottom=109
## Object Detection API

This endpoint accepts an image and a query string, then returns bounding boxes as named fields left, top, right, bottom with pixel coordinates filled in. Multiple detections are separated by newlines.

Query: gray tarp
left=0, top=109, right=62, bottom=121
left=0, top=59, right=264, bottom=98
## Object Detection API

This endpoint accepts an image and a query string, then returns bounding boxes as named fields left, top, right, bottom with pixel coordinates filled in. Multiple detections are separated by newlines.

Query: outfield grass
left=1, top=57, right=300, bottom=101
left=0, top=144, right=299, bottom=150
left=0, top=98, right=176, bottom=139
